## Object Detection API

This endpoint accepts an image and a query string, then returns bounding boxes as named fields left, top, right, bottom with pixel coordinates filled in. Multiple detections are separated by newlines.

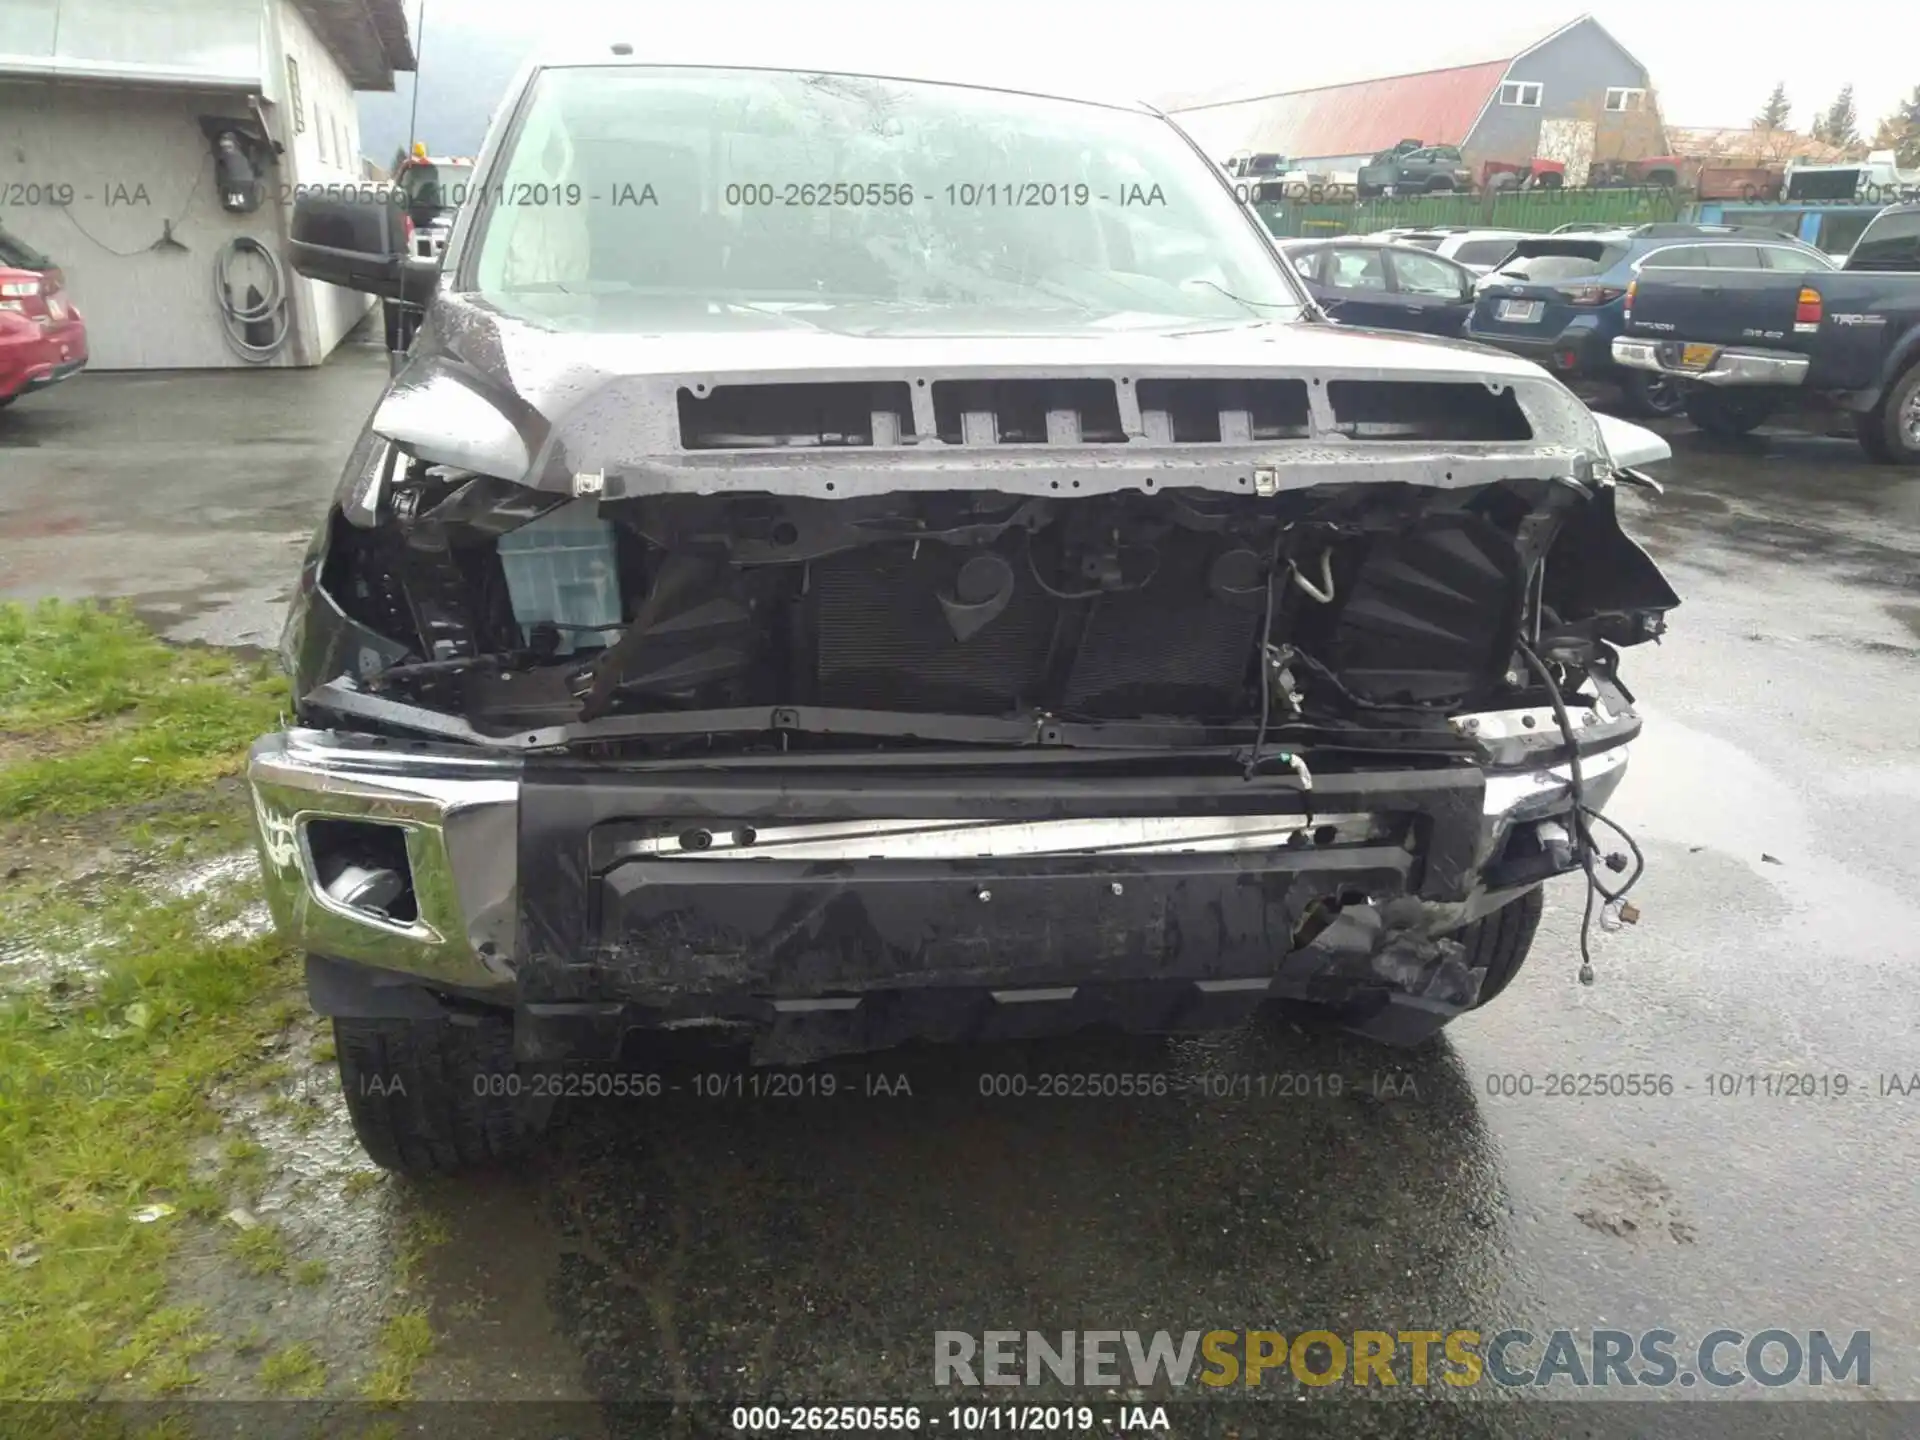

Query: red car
left=0, top=223, right=87, bottom=408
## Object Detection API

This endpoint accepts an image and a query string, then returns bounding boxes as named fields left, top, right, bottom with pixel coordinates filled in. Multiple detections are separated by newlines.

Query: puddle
left=164, top=1019, right=419, bottom=1406
left=159, top=852, right=259, bottom=900
left=0, top=850, right=269, bottom=998
left=0, top=934, right=106, bottom=990
left=1614, top=705, right=1920, bottom=974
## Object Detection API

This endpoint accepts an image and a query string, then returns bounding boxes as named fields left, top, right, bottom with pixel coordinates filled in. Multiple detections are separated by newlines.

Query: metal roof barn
left=1172, top=60, right=1513, bottom=164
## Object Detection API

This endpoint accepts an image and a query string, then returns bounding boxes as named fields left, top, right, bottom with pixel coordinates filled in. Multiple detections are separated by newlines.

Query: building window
left=286, top=56, right=305, bottom=133
left=316, top=105, right=327, bottom=162
left=1606, top=87, right=1647, bottom=113
left=1499, top=81, right=1543, bottom=108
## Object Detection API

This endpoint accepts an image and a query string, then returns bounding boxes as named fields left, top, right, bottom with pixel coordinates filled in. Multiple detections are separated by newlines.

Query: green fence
left=1254, top=186, right=1683, bottom=239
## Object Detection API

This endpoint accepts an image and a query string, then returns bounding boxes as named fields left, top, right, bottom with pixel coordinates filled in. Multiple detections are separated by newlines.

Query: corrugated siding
left=1170, top=61, right=1513, bottom=166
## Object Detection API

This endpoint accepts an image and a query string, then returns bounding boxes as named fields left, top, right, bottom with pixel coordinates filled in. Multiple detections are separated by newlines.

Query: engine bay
left=302, top=460, right=1676, bottom=756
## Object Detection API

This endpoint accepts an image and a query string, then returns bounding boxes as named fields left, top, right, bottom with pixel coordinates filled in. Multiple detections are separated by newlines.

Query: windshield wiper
left=1183, top=278, right=1296, bottom=316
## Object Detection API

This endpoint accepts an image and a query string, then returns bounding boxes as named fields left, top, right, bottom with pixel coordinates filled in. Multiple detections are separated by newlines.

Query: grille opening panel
left=1326, top=381, right=1532, bottom=441
left=678, top=382, right=916, bottom=450
left=930, top=379, right=1125, bottom=445
left=1135, top=378, right=1311, bottom=443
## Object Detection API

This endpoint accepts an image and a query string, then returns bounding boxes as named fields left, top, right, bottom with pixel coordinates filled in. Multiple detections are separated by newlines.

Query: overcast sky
left=391, top=0, right=1911, bottom=136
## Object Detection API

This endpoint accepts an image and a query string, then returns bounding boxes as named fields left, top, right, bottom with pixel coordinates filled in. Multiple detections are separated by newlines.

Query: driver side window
left=1328, top=248, right=1388, bottom=290
left=1389, top=249, right=1464, bottom=296
left=1328, top=249, right=1390, bottom=291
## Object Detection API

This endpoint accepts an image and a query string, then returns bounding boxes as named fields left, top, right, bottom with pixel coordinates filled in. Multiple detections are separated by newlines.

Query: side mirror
left=288, top=184, right=432, bottom=303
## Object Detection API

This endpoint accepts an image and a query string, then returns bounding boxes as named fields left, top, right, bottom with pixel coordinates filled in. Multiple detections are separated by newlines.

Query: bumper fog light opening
left=306, top=818, right=419, bottom=926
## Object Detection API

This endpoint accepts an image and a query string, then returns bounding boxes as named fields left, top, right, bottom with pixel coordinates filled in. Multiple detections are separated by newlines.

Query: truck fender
left=1865, top=324, right=1920, bottom=409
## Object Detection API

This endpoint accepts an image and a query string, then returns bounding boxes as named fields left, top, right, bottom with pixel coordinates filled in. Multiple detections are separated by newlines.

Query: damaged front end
left=254, top=339, right=1677, bottom=1062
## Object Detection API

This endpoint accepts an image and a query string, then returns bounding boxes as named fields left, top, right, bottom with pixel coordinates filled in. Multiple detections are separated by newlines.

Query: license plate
left=1497, top=299, right=1543, bottom=324
left=1679, top=342, right=1719, bottom=370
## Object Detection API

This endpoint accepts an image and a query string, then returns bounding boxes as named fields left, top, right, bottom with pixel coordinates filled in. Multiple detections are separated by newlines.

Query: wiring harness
left=1514, top=638, right=1647, bottom=985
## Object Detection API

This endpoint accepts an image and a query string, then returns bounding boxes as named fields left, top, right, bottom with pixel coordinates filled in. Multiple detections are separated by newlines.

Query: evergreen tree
left=1869, top=84, right=1920, bottom=165
left=1814, top=85, right=1860, bottom=151
left=1753, top=81, right=1792, bottom=131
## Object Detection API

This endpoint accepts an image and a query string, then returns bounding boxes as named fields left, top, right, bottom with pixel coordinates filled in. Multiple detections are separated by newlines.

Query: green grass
left=257, top=1341, right=326, bottom=1397
left=0, top=600, right=297, bottom=1400
left=227, top=1223, right=290, bottom=1279
left=361, top=1308, right=433, bottom=1405
left=0, top=599, right=285, bottom=821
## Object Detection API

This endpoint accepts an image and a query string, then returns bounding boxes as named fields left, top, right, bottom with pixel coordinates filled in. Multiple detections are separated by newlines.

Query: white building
left=0, top=0, right=413, bottom=369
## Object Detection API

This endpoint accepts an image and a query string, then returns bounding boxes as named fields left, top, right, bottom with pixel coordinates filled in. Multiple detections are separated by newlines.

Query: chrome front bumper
left=1611, top=337, right=1810, bottom=387
left=249, top=731, right=522, bottom=992
left=248, top=707, right=1634, bottom=995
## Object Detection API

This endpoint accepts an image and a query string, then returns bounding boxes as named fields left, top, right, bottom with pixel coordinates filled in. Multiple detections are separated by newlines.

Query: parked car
left=1384, top=228, right=1535, bottom=276
left=1467, top=225, right=1834, bottom=416
left=274, top=54, right=1678, bottom=1175
left=1613, top=202, right=1920, bottom=461
left=0, top=223, right=87, bottom=408
left=1277, top=238, right=1478, bottom=335
left=1357, top=141, right=1473, bottom=197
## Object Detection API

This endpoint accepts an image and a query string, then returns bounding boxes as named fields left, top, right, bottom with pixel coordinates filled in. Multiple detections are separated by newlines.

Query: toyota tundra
left=262, top=54, right=1679, bottom=1174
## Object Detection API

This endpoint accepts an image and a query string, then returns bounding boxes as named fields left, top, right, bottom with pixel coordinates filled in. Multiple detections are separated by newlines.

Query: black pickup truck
left=1611, top=203, right=1920, bottom=462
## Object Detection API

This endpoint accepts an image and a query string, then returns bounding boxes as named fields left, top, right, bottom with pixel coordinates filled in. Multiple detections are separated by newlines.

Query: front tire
left=334, top=1014, right=549, bottom=1176
left=1856, top=364, right=1920, bottom=465
left=1619, top=370, right=1687, bottom=418
left=1685, top=388, right=1774, bottom=438
left=1461, top=885, right=1545, bottom=1008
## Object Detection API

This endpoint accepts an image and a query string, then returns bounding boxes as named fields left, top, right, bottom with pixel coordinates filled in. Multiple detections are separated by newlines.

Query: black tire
left=1685, top=388, right=1773, bottom=439
left=1855, top=364, right=1920, bottom=466
left=334, top=1014, right=548, bottom=1176
left=1460, top=885, right=1545, bottom=1009
left=1618, top=370, right=1687, bottom=418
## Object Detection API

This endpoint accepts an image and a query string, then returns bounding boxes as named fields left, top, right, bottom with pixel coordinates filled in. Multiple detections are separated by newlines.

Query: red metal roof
left=1175, top=59, right=1516, bottom=161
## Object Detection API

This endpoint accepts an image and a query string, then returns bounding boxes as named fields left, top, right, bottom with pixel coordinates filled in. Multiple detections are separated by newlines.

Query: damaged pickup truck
left=260, top=55, right=1680, bottom=1174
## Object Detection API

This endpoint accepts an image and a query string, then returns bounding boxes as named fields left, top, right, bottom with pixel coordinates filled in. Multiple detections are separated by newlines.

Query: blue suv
left=1465, top=224, right=1835, bottom=416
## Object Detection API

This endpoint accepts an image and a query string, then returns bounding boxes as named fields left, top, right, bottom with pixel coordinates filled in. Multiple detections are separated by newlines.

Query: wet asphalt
left=3, top=331, right=1918, bottom=1435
